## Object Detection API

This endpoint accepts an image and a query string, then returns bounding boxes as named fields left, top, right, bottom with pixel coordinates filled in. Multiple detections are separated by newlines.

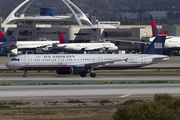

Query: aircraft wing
left=75, top=59, right=123, bottom=68
left=83, top=47, right=109, bottom=51
left=18, top=44, right=51, bottom=49
left=56, top=44, right=67, bottom=48
left=106, top=39, right=151, bottom=44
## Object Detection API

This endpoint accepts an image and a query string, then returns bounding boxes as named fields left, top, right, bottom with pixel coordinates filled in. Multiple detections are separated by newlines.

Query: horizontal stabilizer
left=152, top=57, right=170, bottom=63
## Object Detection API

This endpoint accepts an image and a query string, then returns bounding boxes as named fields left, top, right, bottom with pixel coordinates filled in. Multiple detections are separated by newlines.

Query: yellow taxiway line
left=119, top=94, right=132, bottom=98
left=0, top=80, right=10, bottom=82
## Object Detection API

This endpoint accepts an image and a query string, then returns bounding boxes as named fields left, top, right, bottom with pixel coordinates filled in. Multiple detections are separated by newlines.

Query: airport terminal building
left=1, top=0, right=179, bottom=54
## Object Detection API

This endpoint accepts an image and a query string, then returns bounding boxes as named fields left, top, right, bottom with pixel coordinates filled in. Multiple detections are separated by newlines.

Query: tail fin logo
left=58, top=31, right=69, bottom=44
left=0, top=31, right=5, bottom=42
left=154, top=43, right=162, bottom=49
left=58, top=34, right=66, bottom=44
left=9, top=36, right=17, bottom=42
left=150, top=15, right=158, bottom=37
left=58, top=31, right=66, bottom=44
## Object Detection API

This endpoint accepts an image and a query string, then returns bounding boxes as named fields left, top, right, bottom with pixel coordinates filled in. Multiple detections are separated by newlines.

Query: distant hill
left=0, top=0, right=180, bottom=21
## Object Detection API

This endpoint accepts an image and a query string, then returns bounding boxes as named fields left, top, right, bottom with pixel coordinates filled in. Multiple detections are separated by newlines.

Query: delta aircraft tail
left=0, top=31, right=8, bottom=42
left=0, top=29, right=19, bottom=54
left=58, top=31, right=69, bottom=44
left=150, top=14, right=159, bottom=37
left=142, top=31, right=167, bottom=55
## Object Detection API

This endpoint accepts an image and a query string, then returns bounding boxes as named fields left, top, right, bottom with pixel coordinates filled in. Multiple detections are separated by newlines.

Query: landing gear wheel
left=90, top=73, right=96, bottom=77
left=23, top=70, right=27, bottom=78
left=80, top=73, right=86, bottom=77
left=23, top=75, right=27, bottom=78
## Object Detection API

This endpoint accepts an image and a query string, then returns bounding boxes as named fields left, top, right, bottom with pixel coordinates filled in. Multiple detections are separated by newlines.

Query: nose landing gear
left=23, top=70, right=27, bottom=78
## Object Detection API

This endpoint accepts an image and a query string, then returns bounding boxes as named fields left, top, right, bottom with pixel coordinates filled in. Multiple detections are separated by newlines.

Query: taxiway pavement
left=0, top=84, right=180, bottom=101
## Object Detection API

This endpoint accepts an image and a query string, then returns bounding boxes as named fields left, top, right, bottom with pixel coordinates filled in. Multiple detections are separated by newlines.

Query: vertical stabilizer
left=0, top=28, right=19, bottom=54
left=150, top=14, right=159, bottom=37
left=58, top=31, right=69, bottom=44
left=142, top=31, right=167, bottom=55
left=5, top=29, right=19, bottom=45
left=0, top=31, right=8, bottom=42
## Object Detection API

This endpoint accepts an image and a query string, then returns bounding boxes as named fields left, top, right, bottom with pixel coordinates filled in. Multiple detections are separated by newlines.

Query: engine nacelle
left=71, top=66, right=88, bottom=74
left=0, top=48, right=5, bottom=54
left=56, top=67, right=72, bottom=74
left=56, top=67, right=88, bottom=75
left=48, top=47, right=55, bottom=53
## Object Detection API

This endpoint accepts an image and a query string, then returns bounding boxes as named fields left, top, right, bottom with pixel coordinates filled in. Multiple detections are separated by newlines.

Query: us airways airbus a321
left=6, top=31, right=169, bottom=77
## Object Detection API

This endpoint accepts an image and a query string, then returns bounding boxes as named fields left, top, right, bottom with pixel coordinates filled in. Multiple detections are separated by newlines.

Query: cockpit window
left=11, top=58, right=20, bottom=61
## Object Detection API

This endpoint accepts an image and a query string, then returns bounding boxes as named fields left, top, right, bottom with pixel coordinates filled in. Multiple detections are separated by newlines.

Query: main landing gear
left=23, top=70, right=27, bottom=78
left=80, top=67, right=96, bottom=78
left=80, top=73, right=86, bottom=77
left=90, top=67, right=96, bottom=77
left=90, top=72, right=96, bottom=77
left=80, top=72, right=96, bottom=78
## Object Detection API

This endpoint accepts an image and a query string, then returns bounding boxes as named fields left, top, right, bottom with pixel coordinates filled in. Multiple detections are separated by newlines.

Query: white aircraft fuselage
left=57, top=43, right=118, bottom=51
left=6, top=54, right=169, bottom=77
left=150, top=36, right=180, bottom=49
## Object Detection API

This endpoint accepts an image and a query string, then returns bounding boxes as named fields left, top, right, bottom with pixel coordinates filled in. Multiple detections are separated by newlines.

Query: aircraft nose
left=6, top=62, right=13, bottom=69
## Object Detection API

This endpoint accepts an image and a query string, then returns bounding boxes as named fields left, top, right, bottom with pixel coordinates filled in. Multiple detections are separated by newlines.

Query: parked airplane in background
left=0, top=29, right=19, bottom=55
left=106, top=15, right=180, bottom=55
left=149, top=14, right=180, bottom=51
left=55, top=31, right=118, bottom=52
left=6, top=31, right=169, bottom=78
left=13, top=40, right=59, bottom=54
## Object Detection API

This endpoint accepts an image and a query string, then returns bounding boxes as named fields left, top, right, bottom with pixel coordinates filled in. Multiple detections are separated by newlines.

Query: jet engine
left=56, top=67, right=88, bottom=75
left=0, top=48, right=5, bottom=54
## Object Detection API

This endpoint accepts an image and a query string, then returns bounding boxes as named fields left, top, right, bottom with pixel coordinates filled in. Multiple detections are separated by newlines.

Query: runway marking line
left=119, top=94, right=132, bottom=98
left=0, top=80, right=10, bottom=82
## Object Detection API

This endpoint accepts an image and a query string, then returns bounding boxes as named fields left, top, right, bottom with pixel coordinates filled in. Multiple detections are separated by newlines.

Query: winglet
left=58, top=31, right=69, bottom=44
left=150, top=14, right=159, bottom=37
left=142, top=31, right=167, bottom=55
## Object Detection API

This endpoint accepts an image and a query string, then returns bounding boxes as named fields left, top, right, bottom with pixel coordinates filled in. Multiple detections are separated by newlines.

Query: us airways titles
left=41, top=55, right=76, bottom=59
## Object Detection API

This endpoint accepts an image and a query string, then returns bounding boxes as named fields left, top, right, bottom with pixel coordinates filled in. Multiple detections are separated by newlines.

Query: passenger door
left=58, top=58, right=62, bottom=64
left=141, top=56, right=146, bottom=64
left=24, top=56, right=29, bottom=65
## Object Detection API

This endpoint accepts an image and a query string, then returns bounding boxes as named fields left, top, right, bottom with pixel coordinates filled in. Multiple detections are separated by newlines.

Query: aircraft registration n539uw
left=55, top=31, right=118, bottom=52
left=6, top=31, right=169, bottom=77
